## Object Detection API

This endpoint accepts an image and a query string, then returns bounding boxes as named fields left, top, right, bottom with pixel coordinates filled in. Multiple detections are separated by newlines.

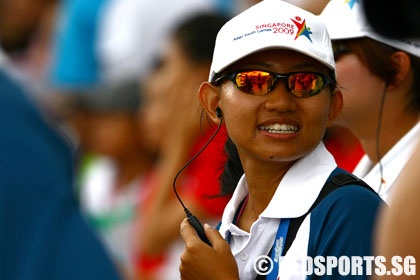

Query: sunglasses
left=213, top=70, right=334, bottom=98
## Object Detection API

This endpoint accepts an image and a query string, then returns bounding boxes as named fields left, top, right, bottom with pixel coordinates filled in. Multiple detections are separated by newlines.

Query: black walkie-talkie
left=173, top=109, right=223, bottom=246
left=184, top=208, right=212, bottom=246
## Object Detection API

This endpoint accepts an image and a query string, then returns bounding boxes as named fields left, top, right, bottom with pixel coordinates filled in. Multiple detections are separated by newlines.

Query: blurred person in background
left=0, top=0, right=55, bottom=56
left=48, top=0, right=110, bottom=90
left=0, top=52, right=121, bottom=280
left=361, top=0, right=420, bottom=276
left=0, top=0, right=121, bottom=277
left=0, top=0, right=58, bottom=81
left=133, top=12, right=230, bottom=279
left=47, top=1, right=230, bottom=279
left=65, top=80, right=156, bottom=279
left=47, top=0, right=223, bottom=129
left=321, top=0, right=420, bottom=203
left=0, top=0, right=60, bottom=106
left=97, top=0, right=217, bottom=84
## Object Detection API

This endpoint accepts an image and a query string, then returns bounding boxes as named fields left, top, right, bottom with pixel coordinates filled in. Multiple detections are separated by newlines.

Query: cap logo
left=345, top=0, right=360, bottom=9
left=233, top=16, right=313, bottom=43
left=291, top=16, right=313, bottom=42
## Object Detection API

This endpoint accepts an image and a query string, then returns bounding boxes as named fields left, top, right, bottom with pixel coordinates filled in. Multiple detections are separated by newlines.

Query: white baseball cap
left=320, top=0, right=420, bottom=57
left=209, top=0, right=335, bottom=82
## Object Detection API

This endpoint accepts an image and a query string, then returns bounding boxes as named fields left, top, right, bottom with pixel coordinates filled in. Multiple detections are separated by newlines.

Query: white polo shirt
left=218, top=143, right=337, bottom=280
left=353, top=121, right=420, bottom=203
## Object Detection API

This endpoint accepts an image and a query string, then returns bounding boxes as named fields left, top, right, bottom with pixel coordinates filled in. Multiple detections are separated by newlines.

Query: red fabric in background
left=180, top=124, right=231, bottom=217
left=324, top=126, right=365, bottom=172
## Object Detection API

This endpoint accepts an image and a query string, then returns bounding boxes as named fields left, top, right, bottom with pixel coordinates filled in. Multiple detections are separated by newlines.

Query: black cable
left=376, top=82, right=388, bottom=192
left=172, top=117, right=223, bottom=246
left=173, top=118, right=223, bottom=211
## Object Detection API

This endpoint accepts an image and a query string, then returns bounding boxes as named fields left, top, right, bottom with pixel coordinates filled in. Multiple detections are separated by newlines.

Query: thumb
left=203, top=223, right=225, bottom=247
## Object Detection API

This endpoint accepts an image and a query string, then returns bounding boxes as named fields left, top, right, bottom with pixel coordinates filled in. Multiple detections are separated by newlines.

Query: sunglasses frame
left=213, top=70, right=334, bottom=98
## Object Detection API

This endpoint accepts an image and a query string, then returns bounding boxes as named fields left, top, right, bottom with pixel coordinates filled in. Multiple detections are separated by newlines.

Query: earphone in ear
left=216, top=107, right=222, bottom=119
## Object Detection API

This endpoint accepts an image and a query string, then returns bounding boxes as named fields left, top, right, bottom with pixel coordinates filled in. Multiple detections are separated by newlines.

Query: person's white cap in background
left=209, top=0, right=335, bottom=82
left=320, top=0, right=420, bottom=57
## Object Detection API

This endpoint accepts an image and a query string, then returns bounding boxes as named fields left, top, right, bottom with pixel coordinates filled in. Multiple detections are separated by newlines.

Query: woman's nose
left=263, top=81, right=297, bottom=112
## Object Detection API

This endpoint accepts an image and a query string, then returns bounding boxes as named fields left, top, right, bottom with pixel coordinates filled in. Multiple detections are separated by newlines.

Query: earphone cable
left=173, top=119, right=223, bottom=214
left=376, top=83, right=388, bottom=193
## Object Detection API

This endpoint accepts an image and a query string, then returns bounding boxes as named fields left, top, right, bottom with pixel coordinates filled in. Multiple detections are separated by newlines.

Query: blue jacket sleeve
left=0, top=69, right=121, bottom=280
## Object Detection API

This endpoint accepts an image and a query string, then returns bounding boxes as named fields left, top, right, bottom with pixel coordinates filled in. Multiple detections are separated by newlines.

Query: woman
left=70, top=80, right=155, bottom=279
left=179, top=1, right=383, bottom=279
left=320, top=0, right=420, bottom=203
left=134, top=12, right=230, bottom=279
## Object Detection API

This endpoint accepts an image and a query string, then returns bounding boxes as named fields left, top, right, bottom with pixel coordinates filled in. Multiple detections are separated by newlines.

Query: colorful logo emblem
left=344, top=0, right=360, bottom=9
left=291, top=16, right=312, bottom=42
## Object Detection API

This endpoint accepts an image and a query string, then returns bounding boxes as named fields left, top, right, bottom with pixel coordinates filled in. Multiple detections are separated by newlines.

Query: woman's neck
left=359, top=112, right=420, bottom=164
left=237, top=161, right=291, bottom=232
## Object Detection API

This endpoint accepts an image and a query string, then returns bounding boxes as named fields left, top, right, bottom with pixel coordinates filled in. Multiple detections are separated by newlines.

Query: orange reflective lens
left=216, top=70, right=332, bottom=97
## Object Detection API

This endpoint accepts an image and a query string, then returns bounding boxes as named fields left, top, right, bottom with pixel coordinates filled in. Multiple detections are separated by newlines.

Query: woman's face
left=214, top=50, right=342, bottom=167
left=141, top=38, right=205, bottom=152
left=81, top=111, right=144, bottom=159
left=334, top=48, right=385, bottom=133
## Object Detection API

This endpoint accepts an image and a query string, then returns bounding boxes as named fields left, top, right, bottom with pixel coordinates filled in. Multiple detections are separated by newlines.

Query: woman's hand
left=179, top=219, right=239, bottom=280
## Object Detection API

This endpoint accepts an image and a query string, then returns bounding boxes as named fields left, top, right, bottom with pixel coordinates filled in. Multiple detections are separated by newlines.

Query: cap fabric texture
left=320, top=0, right=420, bottom=57
left=209, top=0, right=335, bottom=82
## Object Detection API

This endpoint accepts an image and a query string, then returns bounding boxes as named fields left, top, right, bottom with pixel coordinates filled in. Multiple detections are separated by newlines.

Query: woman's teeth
left=259, top=123, right=299, bottom=133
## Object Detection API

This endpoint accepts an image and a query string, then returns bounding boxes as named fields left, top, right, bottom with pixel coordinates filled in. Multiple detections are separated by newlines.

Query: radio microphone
left=173, top=109, right=223, bottom=246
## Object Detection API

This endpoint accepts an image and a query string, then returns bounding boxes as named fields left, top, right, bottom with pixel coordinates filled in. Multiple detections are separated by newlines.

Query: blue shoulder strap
left=215, top=221, right=222, bottom=231
left=216, top=168, right=375, bottom=280
left=283, top=167, right=374, bottom=254
left=255, top=168, right=375, bottom=280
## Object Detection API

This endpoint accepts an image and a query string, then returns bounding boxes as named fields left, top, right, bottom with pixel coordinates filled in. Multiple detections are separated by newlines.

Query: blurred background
left=5, top=0, right=403, bottom=279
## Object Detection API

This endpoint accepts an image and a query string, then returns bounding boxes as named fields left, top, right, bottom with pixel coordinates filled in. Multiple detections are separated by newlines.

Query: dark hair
left=71, top=79, right=141, bottom=114
left=219, top=137, right=243, bottom=196
left=172, top=12, right=228, bottom=65
left=341, top=38, right=420, bottom=112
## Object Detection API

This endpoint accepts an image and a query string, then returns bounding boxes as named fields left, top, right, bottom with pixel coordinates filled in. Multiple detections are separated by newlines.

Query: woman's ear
left=388, top=51, right=411, bottom=89
left=198, top=82, right=221, bottom=123
left=327, top=88, right=343, bottom=127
